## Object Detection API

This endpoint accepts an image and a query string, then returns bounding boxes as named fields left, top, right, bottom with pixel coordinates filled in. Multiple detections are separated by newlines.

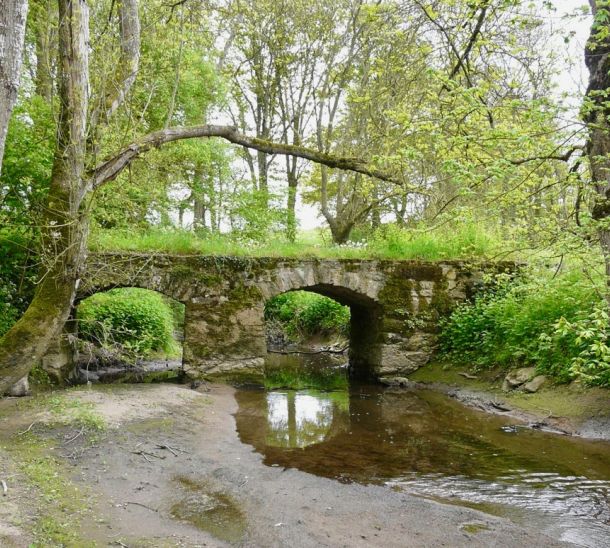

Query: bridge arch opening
left=73, top=287, right=185, bottom=383
left=263, top=284, right=382, bottom=381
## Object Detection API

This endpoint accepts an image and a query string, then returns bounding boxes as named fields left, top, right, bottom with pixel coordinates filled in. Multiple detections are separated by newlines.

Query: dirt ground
left=0, top=383, right=572, bottom=547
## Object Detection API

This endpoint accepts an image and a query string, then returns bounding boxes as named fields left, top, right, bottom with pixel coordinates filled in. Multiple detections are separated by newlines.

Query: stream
left=235, top=358, right=610, bottom=547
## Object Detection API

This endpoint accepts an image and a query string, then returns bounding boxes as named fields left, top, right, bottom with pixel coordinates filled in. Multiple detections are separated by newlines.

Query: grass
left=2, top=429, right=95, bottom=546
left=264, top=367, right=349, bottom=391
left=88, top=222, right=507, bottom=261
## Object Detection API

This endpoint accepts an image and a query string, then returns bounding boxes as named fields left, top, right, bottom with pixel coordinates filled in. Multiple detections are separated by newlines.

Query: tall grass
left=89, top=222, right=507, bottom=261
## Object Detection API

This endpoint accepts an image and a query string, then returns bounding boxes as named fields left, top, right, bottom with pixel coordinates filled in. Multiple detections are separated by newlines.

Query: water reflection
left=265, top=391, right=349, bottom=448
left=235, top=384, right=610, bottom=547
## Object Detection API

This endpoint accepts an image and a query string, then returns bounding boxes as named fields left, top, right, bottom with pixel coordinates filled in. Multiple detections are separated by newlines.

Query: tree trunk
left=0, top=0, right=89, bottom=394
left=193, top=196, right=206, bottom=230
left=33, top=0, right=54, bottom=101
left=0, top=0, right=29, bottom=176
left=286, top=170, right=298, bottom=242
left=585, top=1, right=610, bottom=304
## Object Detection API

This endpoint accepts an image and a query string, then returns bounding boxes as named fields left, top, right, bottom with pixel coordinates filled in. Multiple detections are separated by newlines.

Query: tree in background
left=0, top=0, right=29, bottom=175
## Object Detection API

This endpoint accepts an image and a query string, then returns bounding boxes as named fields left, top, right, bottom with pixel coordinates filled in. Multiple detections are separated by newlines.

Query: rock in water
left=379, top=376, right=413, bottom=388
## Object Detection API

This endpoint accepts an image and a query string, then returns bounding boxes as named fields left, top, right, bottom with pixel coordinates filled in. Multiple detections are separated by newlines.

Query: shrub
left=265, top=291, right=350, bottom=340
left=0, top=231, right=38, bottom=336
left=77, top=288, right=179, bottom=357
left=439, top=269, right=609, bottom=385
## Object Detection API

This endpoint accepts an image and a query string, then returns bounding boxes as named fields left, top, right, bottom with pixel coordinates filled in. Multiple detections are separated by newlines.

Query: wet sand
left=0, top=383, right=571, bottom=546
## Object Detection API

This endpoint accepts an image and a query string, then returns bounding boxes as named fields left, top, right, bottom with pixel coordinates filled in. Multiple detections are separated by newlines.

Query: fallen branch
left=131, top=449, right=166, bottom=461
left=156, top=443, right=188, bottom=456
left=125, top=501, right=158, bottom=512
left=458, top=371, right=478, bottom=380
left=16, top=422, right=36, bottom=436
left=268, top=346, right=348, bottom=356
left=64, top=427, right=84, bottom=445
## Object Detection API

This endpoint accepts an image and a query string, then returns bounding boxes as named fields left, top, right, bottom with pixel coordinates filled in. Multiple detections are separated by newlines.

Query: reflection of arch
left=265, top=283, right=383, bottom=379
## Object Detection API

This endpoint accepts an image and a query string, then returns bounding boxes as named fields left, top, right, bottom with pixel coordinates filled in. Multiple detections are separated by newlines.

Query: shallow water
left=235, top=383, right=610, bottom=547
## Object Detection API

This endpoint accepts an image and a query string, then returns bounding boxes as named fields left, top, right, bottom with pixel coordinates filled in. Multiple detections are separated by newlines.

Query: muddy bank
left=409, top=363, right=610, bottom=441
left=0, top=383, right=570, bottom=547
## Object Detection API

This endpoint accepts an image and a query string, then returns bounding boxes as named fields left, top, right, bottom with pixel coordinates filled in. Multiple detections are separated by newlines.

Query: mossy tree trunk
left=0, top=0, right=89, bottom=393
left=586, top=1, right=610, bottom=306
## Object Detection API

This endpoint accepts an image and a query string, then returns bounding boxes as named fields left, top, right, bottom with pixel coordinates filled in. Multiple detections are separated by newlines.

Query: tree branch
left=91, top=124, right=419, bottom=191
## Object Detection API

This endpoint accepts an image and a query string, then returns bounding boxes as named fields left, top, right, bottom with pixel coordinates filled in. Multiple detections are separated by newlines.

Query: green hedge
left=78, top=288, right=179, bottom=357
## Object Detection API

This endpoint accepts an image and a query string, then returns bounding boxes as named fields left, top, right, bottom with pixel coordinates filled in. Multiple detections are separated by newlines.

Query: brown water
left=235, top=383, right=610, bottom=547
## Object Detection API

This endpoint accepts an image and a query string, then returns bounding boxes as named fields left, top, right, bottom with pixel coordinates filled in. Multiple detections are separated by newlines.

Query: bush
left=265, top=291, right=350, bottom=340
left=0, top=231, right=38, bottom=337
left=439, top=269, right=610, bottom=385
left=77, top=288, right=179, bottom=357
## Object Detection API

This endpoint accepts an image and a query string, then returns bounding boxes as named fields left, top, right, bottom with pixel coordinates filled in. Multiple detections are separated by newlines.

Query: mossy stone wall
left=45, top=253, right=514, bottom=383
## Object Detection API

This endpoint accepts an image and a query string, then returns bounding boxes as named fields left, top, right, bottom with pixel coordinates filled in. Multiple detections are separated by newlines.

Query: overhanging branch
left=91, top=124, right=419, bottom=191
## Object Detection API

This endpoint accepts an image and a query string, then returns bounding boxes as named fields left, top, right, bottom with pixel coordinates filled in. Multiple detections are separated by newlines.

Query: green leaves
left=77, top=288, right=180, bottom=358
left=439, top=268, right=609, bottom=385
left=264, top=291, right=350, bottom=341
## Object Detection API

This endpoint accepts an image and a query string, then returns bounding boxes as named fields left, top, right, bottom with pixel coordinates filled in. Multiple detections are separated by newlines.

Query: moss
left=379, top=278, right=414, bottom=315
left=429, top=288, right=454, bottom=318
left=461, top=523, right=490, bottom=534
left=1, top=433, right=94, bottom=546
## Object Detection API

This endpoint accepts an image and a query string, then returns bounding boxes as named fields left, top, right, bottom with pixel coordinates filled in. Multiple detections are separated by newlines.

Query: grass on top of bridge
left=89, top=223, right=508, bottom=261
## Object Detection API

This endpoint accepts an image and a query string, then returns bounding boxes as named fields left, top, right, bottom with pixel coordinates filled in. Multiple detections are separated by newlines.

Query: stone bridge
left=44, top=253, right=511, bottom=383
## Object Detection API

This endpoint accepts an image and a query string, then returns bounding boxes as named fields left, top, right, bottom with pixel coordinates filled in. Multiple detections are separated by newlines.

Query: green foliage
left=265, top=291, right=350, bottom=340
left=89, top=221, right=504, bottom=261
left=264, top=367, right=348, bottom=391
left=0, top=231, right=37, bottom=337
left=77, top=288, right=180, bottom=358
left=541, top=306, right=610, bottom=387
left=0, top=96, right=55, bottom=229
left=439, top=269, right=610, bottom=385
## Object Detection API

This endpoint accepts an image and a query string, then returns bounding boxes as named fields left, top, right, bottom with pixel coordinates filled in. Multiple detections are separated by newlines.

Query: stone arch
left=257, top=261, right=383, bottom=379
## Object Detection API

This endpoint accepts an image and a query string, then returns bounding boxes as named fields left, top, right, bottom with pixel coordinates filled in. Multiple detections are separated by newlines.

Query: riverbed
left=1, top=381, right=608, bottom=546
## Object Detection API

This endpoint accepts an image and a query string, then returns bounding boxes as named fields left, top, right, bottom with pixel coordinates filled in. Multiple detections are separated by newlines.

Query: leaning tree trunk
left=0, top=0, right=29, bottom=176
left=585, top=1, right=610, bottom=305
left=0, top=0, right=89, bottom=393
